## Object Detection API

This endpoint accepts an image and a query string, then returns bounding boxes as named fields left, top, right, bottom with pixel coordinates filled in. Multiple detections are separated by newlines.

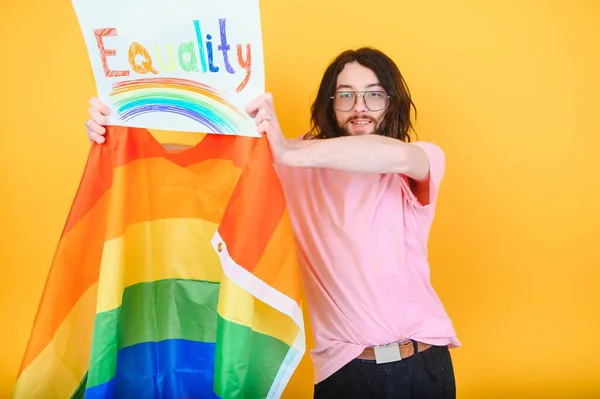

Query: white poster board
left=71, top=0, right=264, bottom=137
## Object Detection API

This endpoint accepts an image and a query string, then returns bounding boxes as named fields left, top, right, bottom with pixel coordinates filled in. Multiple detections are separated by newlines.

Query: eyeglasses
left=330, top=91, right=390, bottom=112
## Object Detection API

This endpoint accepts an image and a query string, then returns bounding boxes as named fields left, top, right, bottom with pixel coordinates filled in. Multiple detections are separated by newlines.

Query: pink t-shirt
left=275, top=140, right=461, bottom=384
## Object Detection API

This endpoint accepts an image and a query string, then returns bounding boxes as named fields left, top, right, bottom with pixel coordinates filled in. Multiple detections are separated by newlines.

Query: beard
left=339, top=115, right=380, bottom=135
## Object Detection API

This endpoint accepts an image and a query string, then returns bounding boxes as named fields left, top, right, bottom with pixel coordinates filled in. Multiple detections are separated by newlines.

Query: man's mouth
left=349, top=119, right=373, bottom=126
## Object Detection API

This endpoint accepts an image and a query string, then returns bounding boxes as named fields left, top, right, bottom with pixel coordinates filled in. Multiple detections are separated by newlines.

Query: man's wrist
left=278, top=139, right=304, bottom=167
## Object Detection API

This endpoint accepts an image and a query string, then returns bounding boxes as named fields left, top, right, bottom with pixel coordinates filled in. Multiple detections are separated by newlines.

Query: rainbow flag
left=12, top=126, right=305, bottom=399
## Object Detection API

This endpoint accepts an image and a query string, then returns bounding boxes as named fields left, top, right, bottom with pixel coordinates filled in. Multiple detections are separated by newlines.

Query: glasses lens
left=364, top=92, right=388, bottom=111
left=333, top=92, right=355, bottom=111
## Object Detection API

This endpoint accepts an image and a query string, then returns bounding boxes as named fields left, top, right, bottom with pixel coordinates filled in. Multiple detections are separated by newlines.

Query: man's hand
left=245, top=93, right=291, bottom=163
left=85, top=97, right=111, bottom=144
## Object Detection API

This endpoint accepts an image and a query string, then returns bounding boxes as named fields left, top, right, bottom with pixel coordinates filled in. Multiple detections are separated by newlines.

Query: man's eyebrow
left=335, top=83, right=383, bottom=90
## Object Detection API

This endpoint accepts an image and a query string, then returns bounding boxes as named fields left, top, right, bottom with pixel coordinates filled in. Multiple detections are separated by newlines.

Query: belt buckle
left=373, top=342, right=402, bottom=364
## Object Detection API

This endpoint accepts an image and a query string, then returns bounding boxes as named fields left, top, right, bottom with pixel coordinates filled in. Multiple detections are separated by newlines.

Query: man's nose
left=353, top=95, right=368, bottom=112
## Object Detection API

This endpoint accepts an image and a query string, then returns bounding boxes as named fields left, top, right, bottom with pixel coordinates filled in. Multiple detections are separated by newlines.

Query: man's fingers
left=88, top=106, right=107, bottom=125
left=257, top=120, right=280, bottom=139
left=254, top=107, right=274, bottom=126
left=85, top=119, right=106, bottom=135
left=245, top=98, right=263, bottom=118
left=257, top=120, right=270, bottom=135
left=85, top=97, right=109, bottom=145
left=89, top=97, right=111, bottom=116
left=263, top=92, right=273, bottom=105
left=87, top=129, right=105, bottom=144
left=245, top=93, right=274, bottom=118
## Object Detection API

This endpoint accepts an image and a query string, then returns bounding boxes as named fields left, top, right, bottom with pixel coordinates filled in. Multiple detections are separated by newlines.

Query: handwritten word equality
left=94, top=18, right=252, bottom=92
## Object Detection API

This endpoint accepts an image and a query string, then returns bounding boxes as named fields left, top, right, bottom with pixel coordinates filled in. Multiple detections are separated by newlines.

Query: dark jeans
left=313, top=343, right=456, bottom=399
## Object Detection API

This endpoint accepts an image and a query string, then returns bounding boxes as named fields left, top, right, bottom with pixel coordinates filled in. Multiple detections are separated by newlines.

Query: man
left=84, top=47, right=460, bottom=398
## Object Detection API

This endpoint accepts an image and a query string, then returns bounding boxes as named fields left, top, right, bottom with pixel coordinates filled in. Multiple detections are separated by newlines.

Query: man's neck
left=161, top=143, right=193, bottom=151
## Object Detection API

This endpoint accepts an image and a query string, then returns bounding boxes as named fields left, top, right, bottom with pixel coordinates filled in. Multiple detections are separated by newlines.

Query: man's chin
left=344, top=126, right=377, bottom=136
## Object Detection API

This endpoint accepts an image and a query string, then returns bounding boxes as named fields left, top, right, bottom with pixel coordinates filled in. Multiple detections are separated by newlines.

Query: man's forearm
left=281, top=134, right=430, bottom=180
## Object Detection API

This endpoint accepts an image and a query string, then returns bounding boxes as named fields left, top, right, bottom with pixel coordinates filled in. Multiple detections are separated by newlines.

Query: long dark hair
left=304, top=47, right=417, bottom=142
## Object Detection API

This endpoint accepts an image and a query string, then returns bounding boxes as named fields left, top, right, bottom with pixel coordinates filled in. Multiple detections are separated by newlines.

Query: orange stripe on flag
left=103, top=157, right=242, bottom=241
left=63, top=127, right=256, bottom=238
left=18, top=193, right=111, bottom=375
left=218, top=136, right=285, bottom=273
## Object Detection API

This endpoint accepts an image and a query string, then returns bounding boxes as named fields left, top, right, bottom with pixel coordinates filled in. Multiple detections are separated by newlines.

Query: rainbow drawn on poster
left=109, top=77, right=247, bottom=134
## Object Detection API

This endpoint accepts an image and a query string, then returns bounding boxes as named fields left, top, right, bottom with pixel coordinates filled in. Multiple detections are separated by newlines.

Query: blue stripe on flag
left=84, top=339, right=219, bottom=399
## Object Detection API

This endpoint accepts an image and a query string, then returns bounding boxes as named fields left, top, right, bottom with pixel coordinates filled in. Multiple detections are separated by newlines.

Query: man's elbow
left=397, top=144, right=430, bottom=181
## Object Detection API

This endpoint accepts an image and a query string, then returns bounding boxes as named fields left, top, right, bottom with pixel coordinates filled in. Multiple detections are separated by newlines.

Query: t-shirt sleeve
left=399, top=141, right=446, bottom=209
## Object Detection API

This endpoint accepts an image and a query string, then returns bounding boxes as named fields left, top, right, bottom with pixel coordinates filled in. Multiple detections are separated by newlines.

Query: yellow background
left=1, top=0, right=599, bottom=398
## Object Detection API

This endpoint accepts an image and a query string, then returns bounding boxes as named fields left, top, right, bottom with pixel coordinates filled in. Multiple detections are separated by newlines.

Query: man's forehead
left=335, top=63, right=384, bottom=90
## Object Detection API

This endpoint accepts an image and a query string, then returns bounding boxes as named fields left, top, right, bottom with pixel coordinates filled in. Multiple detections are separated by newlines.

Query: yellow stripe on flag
left=217, top=273, right=300, bottom=348
left=12, top=284, right=98, bottom=399
left=97, top=218, right=223, bottom=314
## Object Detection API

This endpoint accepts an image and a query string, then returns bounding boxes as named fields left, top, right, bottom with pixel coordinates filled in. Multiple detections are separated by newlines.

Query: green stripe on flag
left=214, top=313, right=290, bottom=398
left=86, top=278, right=220, bottom=388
